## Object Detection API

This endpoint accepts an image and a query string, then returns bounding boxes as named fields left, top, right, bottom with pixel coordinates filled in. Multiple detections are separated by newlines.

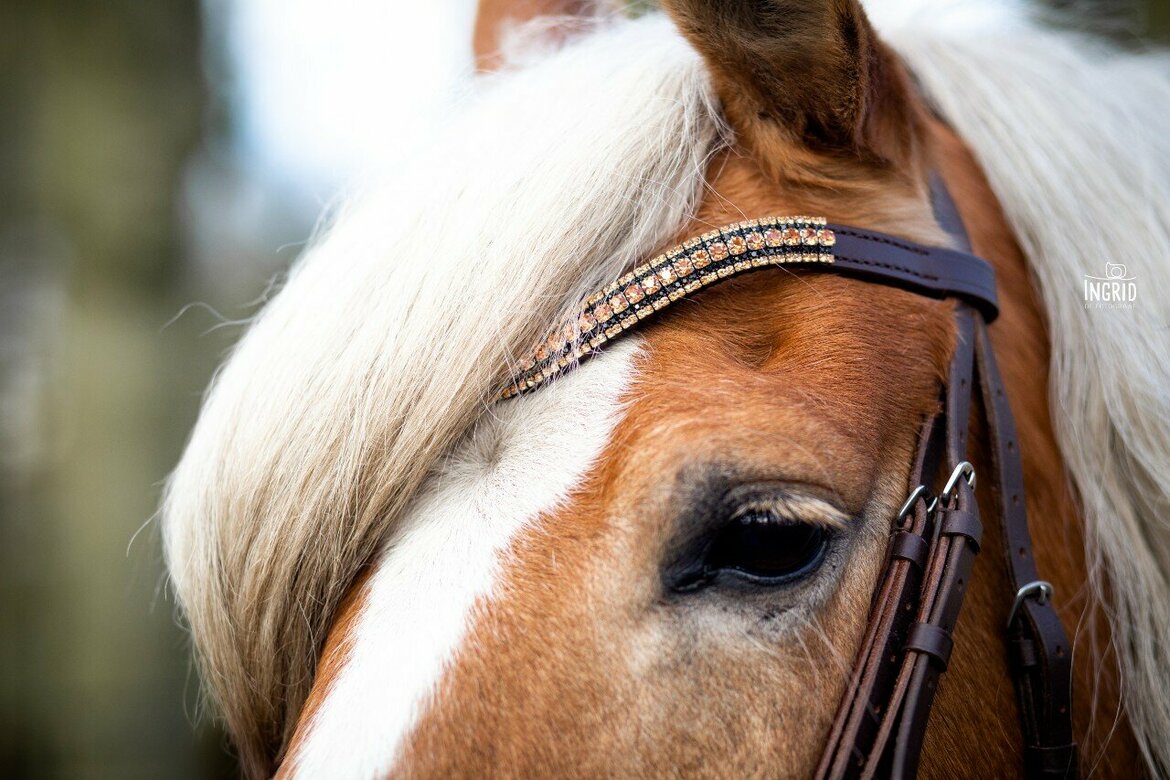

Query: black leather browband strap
left=824, top=224, right=1000, bottom=322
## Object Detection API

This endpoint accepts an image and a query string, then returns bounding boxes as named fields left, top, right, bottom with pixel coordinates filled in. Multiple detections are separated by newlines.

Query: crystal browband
left=499, top=217, right=837, bottom=399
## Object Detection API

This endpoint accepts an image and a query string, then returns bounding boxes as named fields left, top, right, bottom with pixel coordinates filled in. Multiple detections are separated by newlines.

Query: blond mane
left=162, top=15, right=723, bottom=774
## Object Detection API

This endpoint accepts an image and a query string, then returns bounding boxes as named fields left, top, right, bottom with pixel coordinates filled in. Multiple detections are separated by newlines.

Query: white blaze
left=290, top=341, right=638, bottom=778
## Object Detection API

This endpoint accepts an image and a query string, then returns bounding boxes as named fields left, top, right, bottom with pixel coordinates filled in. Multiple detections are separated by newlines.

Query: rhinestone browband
left=499, top=217, right=836, bottom=399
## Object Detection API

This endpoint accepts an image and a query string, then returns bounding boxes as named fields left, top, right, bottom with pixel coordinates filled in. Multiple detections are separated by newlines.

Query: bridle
left=499, top=180, right=1078, bottom=778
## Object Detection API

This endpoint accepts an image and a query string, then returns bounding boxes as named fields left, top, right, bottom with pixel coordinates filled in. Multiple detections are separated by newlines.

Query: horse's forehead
left=282, top=341, right=640, bottom=778
left=621, top=277, right=950, bottom=487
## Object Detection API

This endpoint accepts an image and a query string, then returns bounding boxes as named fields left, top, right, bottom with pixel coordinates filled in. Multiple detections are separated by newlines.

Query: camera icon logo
left=1105, top=262, right=1128, bottom=280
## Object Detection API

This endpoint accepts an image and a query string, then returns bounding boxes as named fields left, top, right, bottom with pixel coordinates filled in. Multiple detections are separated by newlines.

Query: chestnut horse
left=163, top=0, right=1170, bottom=777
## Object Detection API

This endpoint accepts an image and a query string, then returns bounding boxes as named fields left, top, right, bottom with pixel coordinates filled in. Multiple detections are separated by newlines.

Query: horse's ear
left=661, top=0, right=920, bottom=167
left=474, top=0, right=615, bottom=72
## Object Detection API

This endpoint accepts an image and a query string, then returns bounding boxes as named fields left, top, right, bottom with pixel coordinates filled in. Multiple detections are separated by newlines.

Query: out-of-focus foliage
left=0, top=1, right=1164, bottom=777
left=0, top=1, right=237, bottom=776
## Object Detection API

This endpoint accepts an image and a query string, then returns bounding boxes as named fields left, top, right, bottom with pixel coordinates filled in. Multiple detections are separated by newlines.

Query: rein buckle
left=1006, top=580, right=1054, bottom=628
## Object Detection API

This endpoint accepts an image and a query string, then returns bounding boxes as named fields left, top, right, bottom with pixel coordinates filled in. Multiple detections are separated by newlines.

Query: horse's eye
left=704, top=509, right=829, bottom=585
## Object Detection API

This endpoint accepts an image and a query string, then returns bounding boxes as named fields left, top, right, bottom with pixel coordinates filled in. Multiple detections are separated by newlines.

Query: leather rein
left=499, top=180, right=1078, bottom=778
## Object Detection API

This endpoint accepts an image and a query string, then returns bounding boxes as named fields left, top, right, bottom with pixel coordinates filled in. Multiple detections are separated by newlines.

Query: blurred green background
left=0, top=1, right=1165, bottom=777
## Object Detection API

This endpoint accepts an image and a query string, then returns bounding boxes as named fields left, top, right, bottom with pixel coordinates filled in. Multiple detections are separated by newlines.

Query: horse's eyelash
left=730, top=494, right=848, bottom=530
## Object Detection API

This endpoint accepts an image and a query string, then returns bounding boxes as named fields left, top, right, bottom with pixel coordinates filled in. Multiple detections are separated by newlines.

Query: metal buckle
left=1006, top=580, right=1054, bottom=628
left=897, top=485, right=936, bottom=525
left=938, top=461, right=976, bottom=507
left=897, top=462, right=976, bottom=527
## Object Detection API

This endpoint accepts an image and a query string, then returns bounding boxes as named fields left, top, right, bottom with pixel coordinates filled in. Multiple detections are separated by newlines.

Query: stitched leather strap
left=877, top=304, right=983, bottom=780
left=824, top=225, right=999, bottom=322
left=939, top=508, right=982, bottom=551
left=927, top=173, right=1076, bottom=777
left=939, top=173, right=1076, bottom=776
left=502, top=216, right=1002, bottom=400
left=974, top=321, right=1077, bottom=777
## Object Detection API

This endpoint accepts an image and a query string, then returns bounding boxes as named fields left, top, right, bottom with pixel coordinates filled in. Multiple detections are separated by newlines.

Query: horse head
left=164, top=1, right=1170, bottom=777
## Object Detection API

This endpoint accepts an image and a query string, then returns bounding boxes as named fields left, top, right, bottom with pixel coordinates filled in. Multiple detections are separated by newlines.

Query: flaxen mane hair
left=164, top=2, right=1170, bottom=776
left=163, top=16, right=723, bottom=775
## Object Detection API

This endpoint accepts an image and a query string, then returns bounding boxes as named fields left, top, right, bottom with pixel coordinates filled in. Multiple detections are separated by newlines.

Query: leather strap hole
left=1018, top=546, right=1028, bottom=558
left=889, top=653, right=898, bottom=664
left=1056, top=645, right=1066, bottom=658
left=1012, top=494, right=1021, bottom=506
left=1007, top=440, right=1016, bottom=452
